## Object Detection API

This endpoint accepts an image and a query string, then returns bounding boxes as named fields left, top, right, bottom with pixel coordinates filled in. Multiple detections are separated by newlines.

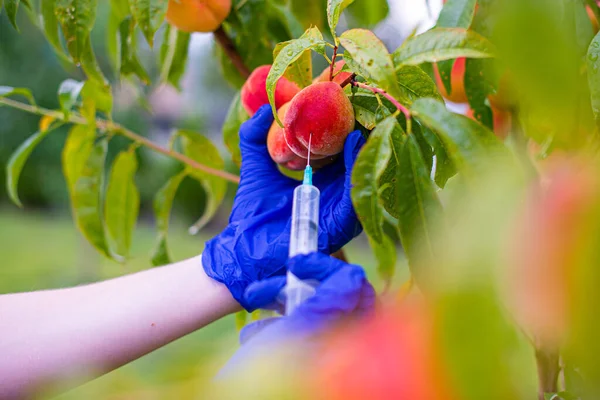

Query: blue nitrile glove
left=203, top=105, right=366, bottom=311
left=218, top=252, right=376, bottom=376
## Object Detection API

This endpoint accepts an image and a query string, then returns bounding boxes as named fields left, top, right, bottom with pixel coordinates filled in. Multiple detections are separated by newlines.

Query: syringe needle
left=307, top=133, right=312, bottom=166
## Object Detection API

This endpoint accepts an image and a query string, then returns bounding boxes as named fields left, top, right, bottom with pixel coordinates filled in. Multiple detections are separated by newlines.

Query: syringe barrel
left=289, top=184, right=320, bottom=258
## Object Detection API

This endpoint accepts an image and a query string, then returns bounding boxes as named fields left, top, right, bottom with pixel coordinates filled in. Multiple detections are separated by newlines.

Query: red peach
left=509, top=159, right=599, bottom=346
left=466, top=107, right=512, bottom=140
left=434, top=58, right=468, bottom=104
left=587, top=5, right=599, bottom=34
left=284, top=81, right=355, bottom=159
left=166, top=0, right=231, bottom=33
left=241, top=65, right=301, bottom=117
left=314, top=60, right=353, bottom=86
left=268, top=103, right=336, bottom=170
left=310, top=302, right=457, bottom=400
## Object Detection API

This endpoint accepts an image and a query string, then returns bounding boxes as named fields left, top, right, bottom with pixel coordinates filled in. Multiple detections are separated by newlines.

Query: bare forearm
left=0, top=255, right=241, bottom=398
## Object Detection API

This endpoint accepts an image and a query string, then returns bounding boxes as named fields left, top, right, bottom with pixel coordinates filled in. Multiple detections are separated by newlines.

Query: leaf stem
left=329, top=45, right=338, bottom=81
left=351, top=81, right=411, bottom=122
left=214, top=25, right=251, bottom=79
left=0, top=96, right=241, bottom=184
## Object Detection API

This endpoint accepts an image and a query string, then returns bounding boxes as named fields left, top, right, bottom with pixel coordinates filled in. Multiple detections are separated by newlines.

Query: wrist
left=202, top=231, right=256, bottom=311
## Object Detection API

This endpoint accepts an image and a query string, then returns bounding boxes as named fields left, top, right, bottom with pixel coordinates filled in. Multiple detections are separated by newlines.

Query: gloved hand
left=203, top=105, right=366, bottom=310
left=219, top=252, right=376, bottom=376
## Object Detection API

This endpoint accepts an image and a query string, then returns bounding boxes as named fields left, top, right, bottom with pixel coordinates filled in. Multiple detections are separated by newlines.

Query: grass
left=0, top=209, right=408, bottom=398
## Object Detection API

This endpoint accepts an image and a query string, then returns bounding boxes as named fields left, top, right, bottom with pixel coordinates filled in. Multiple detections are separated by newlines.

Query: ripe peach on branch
left=166, top=0, right=232, bottom=33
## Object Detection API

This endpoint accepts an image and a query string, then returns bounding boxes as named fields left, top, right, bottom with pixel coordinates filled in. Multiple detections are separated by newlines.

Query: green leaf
left=290, top=0, right=325, bottom=30
left=41, top=0, right=71, bottom=63
left=420, top=123, right=456, bottom=188
left=58, top=79, right=84, bottom=119
left=393, top=28, right=496, bottom=66
left=151, top=171, right=186, bottom=266
left=273, top=39, right=313, bottom=88
left=351, top=116, right=397, bottom=282
left=395, top=65, right=443, bottom=106
left=411, top=98, right=508, bottom=176
left=129, top=0, right=167, bottom=47
left=6, top=124, right=62, bottom=208
left=588, top=31, right=600, bottom=127
left=576, top=0, right=595, bottom=57
left=345, top=0, right=389, bottom=27
left=223, top=92, right=249, bottom=167
left=464, top=58, right=493, bottom=129
left=110, top=0, right=129, bottom=20
left=435, top=0, right=478, bottom=97
left=160, top=25, right=191, bottom=89
left=350, top=88, right=394, bottom=130
left=105, top=150, right=139, bottom=259
left=269, top=2, right=305, bottom=39
left=436, top=0, right=477, bottom=29
left=395, top=133, right=443, bottom=279
left=5, top=0, right=20, bottom=30
left=0, top=86, right=36, bottom=106
left=119, top=17, right=151, bottom=84
left=178, top=130, right=228, bottom=233
left=81, top=79, right=113, bottom=117
left=327, top=0, right=354, bottom=44
left=267, top=27, right=327, bottom=125
left=55, top=0, right=97, bottom=62
left=379, top=122, right=405, bottom=218
left=340, top=29, right=401, bottom=100
left=62, top=125, right=114, bottom=260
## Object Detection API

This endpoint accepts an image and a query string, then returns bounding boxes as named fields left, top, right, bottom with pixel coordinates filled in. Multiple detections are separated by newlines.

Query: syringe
left=283, top=134, right=320, bottom=316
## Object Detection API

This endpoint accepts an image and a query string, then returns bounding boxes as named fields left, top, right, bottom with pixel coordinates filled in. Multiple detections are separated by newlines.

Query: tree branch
left=214, top=25, right=251, bottom=79
left=329, top=45, right=338, bottom=81
left=535, top=346, right=560, bottom=400
left=339, top=73, right=357, bottom=89
left=0, top=97, right=241, bottom=184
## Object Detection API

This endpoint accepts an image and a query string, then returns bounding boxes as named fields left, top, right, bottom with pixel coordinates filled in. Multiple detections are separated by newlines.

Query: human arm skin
left=0, top=255, right=241, bottom=399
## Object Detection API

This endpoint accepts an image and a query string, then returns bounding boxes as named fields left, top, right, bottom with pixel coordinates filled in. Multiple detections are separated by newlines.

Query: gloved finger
left=243, top=276, right=287, bottom=311
left=239, top=105, right=280, bottom=179
left=239, top=105, right=274, bottom=147
left=299, top=264, right=368, bottom=316
left=288, top=252, right=347, bottom=282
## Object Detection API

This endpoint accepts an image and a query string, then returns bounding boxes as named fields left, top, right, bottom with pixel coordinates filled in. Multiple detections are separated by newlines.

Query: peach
left=314, top=60, right=353, bottom=86
left=466, top=107, right=512, bottom=140
left=587, top=5, right=599, bottom=34
left=434, top=57, right=468, bottom=104
left=284, top=81, right=355, bottom=159
left=166, top=0, right=231, bottom=33
left=267, top=103, right=335, bottom=170
left=311, top=302, right=457, bottom=400
left=509, top=159, right=599, bottom=345
left=241, top=65, right=301, bottom=117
